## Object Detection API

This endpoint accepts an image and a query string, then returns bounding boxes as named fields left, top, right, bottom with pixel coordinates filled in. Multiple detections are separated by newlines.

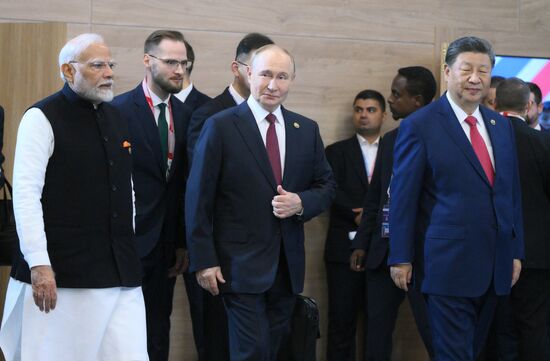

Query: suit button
left=103, top=136, right=109, bottom=142
left=109, top=160, right=115, bottom=166
left=111, top=185, right=117, bottom=191
left=112, top=212, right=118, bottom=219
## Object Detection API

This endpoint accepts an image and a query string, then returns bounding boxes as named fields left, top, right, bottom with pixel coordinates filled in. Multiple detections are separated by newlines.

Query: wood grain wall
left=1, top=1, right=549, bottom=360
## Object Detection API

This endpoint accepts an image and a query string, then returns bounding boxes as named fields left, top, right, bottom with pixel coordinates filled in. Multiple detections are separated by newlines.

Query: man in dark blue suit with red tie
left=388, top=37, right=524, bottom=361
left=186, top=44, right=335, bottom=361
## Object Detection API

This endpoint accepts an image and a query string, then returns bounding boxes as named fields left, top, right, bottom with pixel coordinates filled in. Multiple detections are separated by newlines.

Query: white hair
left=58, top=33, right=105, bottom=81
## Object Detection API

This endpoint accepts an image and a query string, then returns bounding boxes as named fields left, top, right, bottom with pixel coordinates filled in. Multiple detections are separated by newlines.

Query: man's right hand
left=390, top=263, right=413, bottom=291
left=350, top=249, right=365, bottom=272
left=30, top=265, right=57, bottom=313
left=196, top=266, right=226, bottom=296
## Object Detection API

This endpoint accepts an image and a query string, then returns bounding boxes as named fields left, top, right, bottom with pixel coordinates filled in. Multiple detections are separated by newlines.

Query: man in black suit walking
left=324, top=89, right=386, bottom=361
left=350, top=66, right=436, bottom=361
left=187, top=33, right=273, bottom=164
left=494, top=77, right=550, bottom=361
left=111, top=30, right=192, bottom=361
left=185, top=32, right=273, bottom=361
left=174, top=39, right=211, bottom=111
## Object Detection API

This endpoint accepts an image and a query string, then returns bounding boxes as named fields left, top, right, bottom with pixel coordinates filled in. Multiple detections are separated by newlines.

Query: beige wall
left=1, top=1, right=550, bottom=360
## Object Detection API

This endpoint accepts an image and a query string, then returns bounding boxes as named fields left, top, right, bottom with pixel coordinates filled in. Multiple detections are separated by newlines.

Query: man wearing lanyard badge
left=112, top=30, right=192, bottom=361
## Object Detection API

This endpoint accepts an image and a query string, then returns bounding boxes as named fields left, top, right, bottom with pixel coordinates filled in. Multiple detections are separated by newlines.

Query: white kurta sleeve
left=12, top=107, right=54, bottom=268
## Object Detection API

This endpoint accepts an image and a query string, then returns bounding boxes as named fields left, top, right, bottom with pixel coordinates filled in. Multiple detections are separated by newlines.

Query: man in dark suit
left=494, top=77, right=550, bottom=361
left=111, top=30, right=191, bottom=361
left=526, top=82, right=548, bottom=132
left=186, top=44, right=335, bottom=361
left=187, top=33, right=274, bottom=164
left=324, top=89, right=386, bottom=361
left=389, top=37, right=524, bottom=361
left=350, top=66, right=436, bottom=361
left=184, top=32, right=273, bottom=361
left=174, top=39, right=211, bottom=111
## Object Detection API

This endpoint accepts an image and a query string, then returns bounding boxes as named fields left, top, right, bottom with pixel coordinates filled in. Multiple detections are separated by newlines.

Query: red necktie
left=265, top=113, right=282, bottom=185
left=465, top=115, right=494, bottom=186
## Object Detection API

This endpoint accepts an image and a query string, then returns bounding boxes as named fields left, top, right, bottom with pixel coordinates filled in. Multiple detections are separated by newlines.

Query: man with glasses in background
left=112, top=29, right=192, bottom=361
left=0, top=33, right=147, bottom=361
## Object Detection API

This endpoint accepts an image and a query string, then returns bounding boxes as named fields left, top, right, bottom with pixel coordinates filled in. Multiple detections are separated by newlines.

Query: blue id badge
left=381, top=202, right=390, bottom=238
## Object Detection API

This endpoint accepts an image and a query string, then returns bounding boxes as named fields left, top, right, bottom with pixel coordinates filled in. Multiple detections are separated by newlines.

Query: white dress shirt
left=229, top=84, right=246, bottom=105
left=174, top=82, right=194, bottom=103
left=446, top=92, right=495, bottom=168
left=356, top=134, right=379, bottom=183
left=247, top=96, right=286, bottom=176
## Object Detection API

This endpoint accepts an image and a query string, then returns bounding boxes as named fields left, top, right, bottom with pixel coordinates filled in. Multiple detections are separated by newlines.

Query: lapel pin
left=490, top=119, right=496, bottom=125
left=293, top=122, right=300, bottom=129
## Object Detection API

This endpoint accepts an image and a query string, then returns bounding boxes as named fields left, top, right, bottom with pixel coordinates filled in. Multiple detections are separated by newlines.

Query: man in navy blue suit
left=388, top=36, right=524, bottom=361
left=186, top=44, right=335, bottom=361
left=111, top=30, right=192, bottom=361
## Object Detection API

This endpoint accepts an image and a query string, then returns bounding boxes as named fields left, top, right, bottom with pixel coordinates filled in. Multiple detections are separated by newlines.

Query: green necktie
left=157, top=103, right=168, bottom=170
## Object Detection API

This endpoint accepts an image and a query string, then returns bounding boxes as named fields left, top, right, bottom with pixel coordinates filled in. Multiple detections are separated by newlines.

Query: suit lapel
left=347, top=137, right=369, bottom=188
left=133, top=87, right=165, bottom=178
left=282, top=108, right=299, bottom=188
left=480, top=107, right=504, bottom=186
left=438, top=96, right=491, bottom=186
left=233, top=103, right=277, bottom=188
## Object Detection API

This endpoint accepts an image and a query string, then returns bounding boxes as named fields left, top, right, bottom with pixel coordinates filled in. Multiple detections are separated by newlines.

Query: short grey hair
left=58, top=33, right=105, bottom=81
left=445, top=36, right=495, bottom=68
left=250, top=44, right=296, bottom=75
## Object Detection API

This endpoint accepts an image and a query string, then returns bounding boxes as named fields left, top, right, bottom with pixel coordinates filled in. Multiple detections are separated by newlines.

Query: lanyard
left=141, top=79, right=175, bottom=160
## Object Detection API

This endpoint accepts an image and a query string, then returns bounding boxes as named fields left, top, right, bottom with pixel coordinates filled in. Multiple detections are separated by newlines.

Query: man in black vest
left=111, top=30, right=191, bottom=361
left=0, top=33, right=146, bottom=361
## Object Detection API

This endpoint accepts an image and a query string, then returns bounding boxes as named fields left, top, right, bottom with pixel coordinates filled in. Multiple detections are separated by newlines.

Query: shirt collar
left=500, top=111, right=526, bottom=122
left=229, top=84, right=246, bottom=105
left=147, top=84, right=171, bottom=107
left=174, top=83, right=193, bottom=103
left=247, top=96, right=284, bottom=125
left=446, top=92, right=483, bottom=125
left=356, top=134, right=380, bottom=146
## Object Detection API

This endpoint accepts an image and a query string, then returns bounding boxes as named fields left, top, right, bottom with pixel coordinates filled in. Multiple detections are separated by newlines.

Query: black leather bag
left=0, top=179, right=18, bottom=265
left=278, top=295, right=320, bottom=361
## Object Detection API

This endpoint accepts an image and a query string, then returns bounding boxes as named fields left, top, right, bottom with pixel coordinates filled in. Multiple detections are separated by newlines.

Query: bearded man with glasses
left=112, top=29, right=193, bottom=361
left=0, top=33, right=147, bottom=361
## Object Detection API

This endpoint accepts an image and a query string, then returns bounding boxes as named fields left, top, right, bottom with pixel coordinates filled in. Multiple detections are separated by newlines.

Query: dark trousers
left=511, top=268, right=550, bottom=361
left=426, top=290, right=498, bottom=361
left=480, top=297, right=518, bottom=361
left=222, top=254, right=296, bottom=361
left=183, top=271, right=230, bottom=361
left=365, top=266, right=434, bottom=361
left=325, top=262, right=366, bottom=361
left=141, top=241, right=177, bottom=361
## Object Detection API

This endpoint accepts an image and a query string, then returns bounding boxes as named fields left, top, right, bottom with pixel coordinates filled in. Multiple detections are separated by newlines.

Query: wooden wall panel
left=0, top=1, right=90, bottom=23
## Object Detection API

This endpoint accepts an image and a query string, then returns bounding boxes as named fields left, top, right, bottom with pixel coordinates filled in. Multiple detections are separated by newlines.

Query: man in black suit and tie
left=111, top=30, right=192, bottom=361
left=350, top=66, right=436, bottom=361
left=526, top=82, right=548, bottom=132
left=493, top=77, right=550, bottom=361
left=174, top=39, right=211, bottom=111
left=187, top=33, right=273, bottom=163
left=184, top=32, right=273, bottom=361
left=324, top=89, right=386, bottom=361
left=186, top=44, right=335, bottom=361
